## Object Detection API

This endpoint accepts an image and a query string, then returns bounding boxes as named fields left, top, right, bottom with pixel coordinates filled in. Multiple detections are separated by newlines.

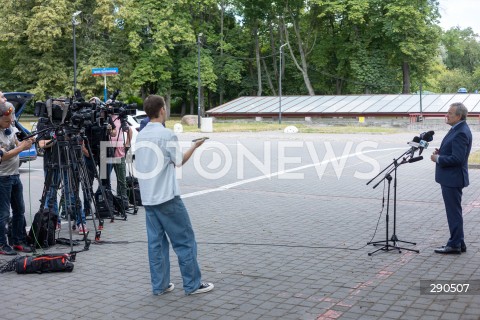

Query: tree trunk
left=189, top=91, right=194, bottom=114
left=262, top=58, right=276, bottom=95
left=336, top=79, right=342, bottom=95
left=254, top=23, right=262, bottom=96
left=284, top=16, right=315, bottom=95
left=181, top=99, right=186, bottom=116
left=165, top=90, right=171, bottom=120
left=402, top=61, right=411, bottom=94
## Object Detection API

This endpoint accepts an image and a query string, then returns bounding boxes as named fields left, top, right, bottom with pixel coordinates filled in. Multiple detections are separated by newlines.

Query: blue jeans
left=58, top=168, right=85, bottom=226
left=0, top=175, right=27, bottom=245
left=145, top=196, right=202, bottom=295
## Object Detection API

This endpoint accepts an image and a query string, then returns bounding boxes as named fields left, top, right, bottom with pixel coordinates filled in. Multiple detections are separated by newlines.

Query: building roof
left=206, top=94, right=480, bottom=118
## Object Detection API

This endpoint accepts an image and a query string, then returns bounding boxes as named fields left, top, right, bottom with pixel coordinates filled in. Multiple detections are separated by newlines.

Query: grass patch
left=165, top=119, right=404, bottom=134
left=20, top=117, right=405, bottom=135
left=470, top=149, right=480, bottom=165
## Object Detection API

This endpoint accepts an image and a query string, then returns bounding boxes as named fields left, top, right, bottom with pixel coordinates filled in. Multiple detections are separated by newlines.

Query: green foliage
left=0, top=0, right=477, bottom=111
left=441, top=27, right=480, bottom=73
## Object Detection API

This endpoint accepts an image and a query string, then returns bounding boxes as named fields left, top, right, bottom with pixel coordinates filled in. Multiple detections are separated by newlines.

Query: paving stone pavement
left=1, top=129, right=480, bottom=320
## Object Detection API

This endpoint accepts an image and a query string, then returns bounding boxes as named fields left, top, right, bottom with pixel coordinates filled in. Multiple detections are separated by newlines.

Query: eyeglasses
left=1, top=106, right=13, bottom=117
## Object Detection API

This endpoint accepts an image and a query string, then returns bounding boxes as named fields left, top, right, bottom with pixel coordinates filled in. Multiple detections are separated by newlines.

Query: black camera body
left=105, top=89, right=137, bottom=132
left=34, top=92, right=96, bottom=130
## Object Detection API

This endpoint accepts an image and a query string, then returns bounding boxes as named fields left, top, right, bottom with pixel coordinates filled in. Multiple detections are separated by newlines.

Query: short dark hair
left=450, top=102, right=468, bottom=120
left=143, top=95, right=165, bottom=119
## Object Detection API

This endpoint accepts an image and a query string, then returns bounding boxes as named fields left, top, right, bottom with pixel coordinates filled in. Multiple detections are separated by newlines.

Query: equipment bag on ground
left=16, top=253, right=74, bottom=274
left=94, top=188, right=116, bottom=218
left=27, top=208, right=57, bottom=249
left=126, top=176, right=142, bottom=206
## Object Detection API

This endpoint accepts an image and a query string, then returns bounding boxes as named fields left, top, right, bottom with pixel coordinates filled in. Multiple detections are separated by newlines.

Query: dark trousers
left=0, top=175, right=26, bottom=245
left=441, top=185, right=464, bottom=248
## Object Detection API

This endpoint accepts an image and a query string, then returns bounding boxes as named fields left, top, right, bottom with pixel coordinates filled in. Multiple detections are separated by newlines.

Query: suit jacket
left=435, top=121, right=472, bottom=188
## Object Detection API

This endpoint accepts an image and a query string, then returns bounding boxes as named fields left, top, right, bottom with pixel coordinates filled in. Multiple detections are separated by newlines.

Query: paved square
left=1, top=130, right=479, bottom=319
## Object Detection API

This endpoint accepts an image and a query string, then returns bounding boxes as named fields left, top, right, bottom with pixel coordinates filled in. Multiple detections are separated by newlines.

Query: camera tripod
left=37, top=125, right=114, bottom=253
left=366, top=149, right=421, bottom=256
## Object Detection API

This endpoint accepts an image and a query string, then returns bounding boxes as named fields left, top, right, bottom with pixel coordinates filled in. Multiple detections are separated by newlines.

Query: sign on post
left=91, top=67, right=119, bottom=102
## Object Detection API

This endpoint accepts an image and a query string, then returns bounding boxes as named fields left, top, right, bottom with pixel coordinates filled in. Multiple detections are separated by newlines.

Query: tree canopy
left=0, top=0, right=477, bottom=114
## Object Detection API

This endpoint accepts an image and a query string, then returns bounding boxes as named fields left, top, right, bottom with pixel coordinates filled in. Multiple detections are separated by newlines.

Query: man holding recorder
left=135, top=95, right=213, bottom=295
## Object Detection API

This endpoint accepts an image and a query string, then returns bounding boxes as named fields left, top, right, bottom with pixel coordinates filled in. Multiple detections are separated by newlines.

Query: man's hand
left=430, top=148, right=439, bottom=162
left=82, top=145, right=90, bottom=157
left=19, top=139, right=33, bottom=151
left=193, top=137, right=208, bottom=149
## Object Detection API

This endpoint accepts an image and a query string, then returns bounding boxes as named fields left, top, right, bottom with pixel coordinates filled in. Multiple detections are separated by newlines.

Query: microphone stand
left=366, top=149, right=420, bottom=256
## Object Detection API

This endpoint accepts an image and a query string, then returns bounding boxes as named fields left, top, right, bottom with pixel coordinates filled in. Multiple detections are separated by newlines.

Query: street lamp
left=278, top=43, right=288, bottom=124
left=72, top=11, right=82, bottom=94
left=197, top=33, right=203, bottom=129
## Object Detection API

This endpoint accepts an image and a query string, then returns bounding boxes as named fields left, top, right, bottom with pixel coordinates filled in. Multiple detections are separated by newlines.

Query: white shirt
left=0, top=125, right=19, bottom=176
left=134, top=122, right=183, bottom=205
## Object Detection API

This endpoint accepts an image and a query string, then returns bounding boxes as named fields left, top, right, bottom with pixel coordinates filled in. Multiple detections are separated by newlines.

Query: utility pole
left=278, top=43, right=288, bottom=124
left=197, top=33, right=203, bottom=129
left=72, top=11, right=82, bottom=94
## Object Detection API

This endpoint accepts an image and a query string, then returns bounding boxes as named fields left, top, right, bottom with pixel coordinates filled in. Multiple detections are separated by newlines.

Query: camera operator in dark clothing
left=81, top=98, right=115, bottom=216
left=37, top=111, right=87, bottom=234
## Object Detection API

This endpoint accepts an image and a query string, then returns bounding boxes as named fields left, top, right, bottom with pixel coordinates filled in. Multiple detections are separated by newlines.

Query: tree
left=380, top=0, right=441, bottom=93
left=441, top=27, right=480, bottom=74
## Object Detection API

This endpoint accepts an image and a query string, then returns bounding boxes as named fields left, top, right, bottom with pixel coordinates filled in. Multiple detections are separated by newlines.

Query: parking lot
left=1, top=130, right=480, bottom=319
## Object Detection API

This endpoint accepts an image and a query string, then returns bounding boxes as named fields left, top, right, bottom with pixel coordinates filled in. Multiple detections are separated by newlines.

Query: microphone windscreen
left=424, top=132, right=434, bottom=142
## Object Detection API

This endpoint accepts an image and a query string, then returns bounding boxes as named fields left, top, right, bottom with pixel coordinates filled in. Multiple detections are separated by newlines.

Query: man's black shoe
left=441, top=244, right=466, bottom=253
left=435, top=246, right=461, bottom=254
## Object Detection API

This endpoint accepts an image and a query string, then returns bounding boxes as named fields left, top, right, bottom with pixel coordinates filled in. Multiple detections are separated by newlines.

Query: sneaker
left=13, top=243, right=33, bottom=253
left=0, top=244, right=17, bottom=255
left=189, top=282, right=214, bottom=295
left=78, top=225, right=88, bottom=235
left=154, top=283, right=175, bottom=295
left=165, top=283, right=175, bottom=292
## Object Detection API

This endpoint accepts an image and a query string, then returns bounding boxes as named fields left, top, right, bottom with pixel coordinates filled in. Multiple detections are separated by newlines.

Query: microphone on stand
left=407, top=136, right=421, bottom=156
left=418, top=131, right=434, bottom=155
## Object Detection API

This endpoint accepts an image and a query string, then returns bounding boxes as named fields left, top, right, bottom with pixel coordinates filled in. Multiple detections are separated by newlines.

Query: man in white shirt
left=135, top=95, right=213, bottom=296
left=0, top=102, right=34, bottom=255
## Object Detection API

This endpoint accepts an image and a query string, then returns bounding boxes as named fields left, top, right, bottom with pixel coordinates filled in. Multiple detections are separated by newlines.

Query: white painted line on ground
left=182, top=147, right=404, bottom=199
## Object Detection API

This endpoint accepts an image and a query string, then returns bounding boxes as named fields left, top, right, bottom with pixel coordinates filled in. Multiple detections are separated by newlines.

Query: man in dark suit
left=430, top=102, right=472, bottom=254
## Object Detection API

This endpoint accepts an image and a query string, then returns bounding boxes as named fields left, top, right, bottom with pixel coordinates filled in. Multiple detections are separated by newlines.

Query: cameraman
left=0, top=102, right=34, bottom=254
left=38, top=127, right=61, bottom=229
left=82, top=98, right=115, bottom=213
left=37, top=114, right=87, bottom=234
left=107, top=104, right=132, bottom=208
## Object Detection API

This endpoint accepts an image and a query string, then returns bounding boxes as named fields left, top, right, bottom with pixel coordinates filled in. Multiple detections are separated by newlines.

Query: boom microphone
left=408, top=156, right=423, bottom=163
